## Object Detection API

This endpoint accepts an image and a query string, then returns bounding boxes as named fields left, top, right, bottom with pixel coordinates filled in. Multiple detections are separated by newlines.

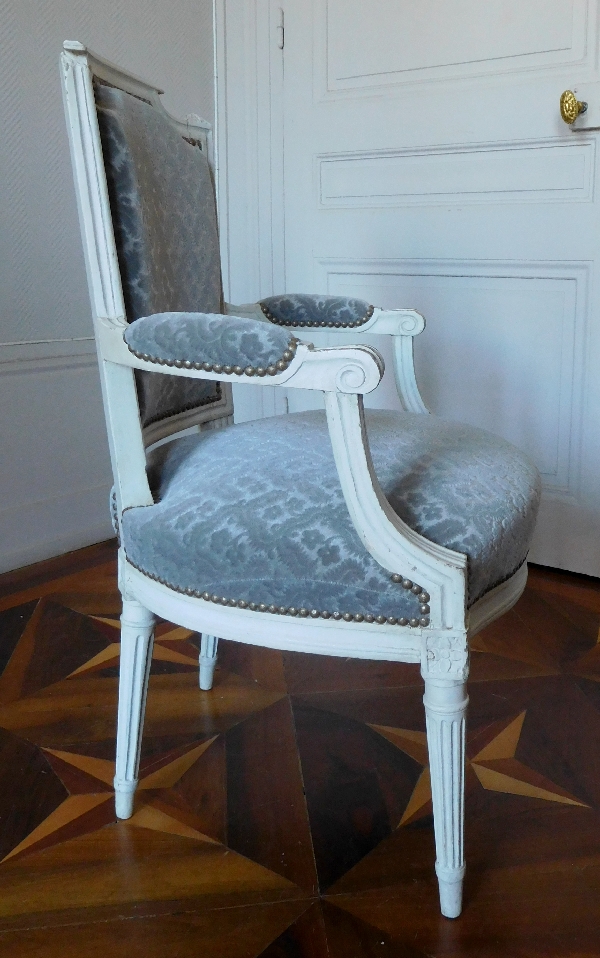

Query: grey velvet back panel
left=94, top=82, right=223, bottom=428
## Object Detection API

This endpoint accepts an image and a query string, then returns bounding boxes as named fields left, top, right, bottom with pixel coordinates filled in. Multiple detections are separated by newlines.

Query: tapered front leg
left=199, top=634, right=219, bottom=690
left=423, top=677, right=468, bottom=918
left=114, top=598, right=155, bottom=819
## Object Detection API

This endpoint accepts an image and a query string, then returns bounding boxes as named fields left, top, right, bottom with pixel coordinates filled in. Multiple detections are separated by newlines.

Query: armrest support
left=324, top=390, right=467, bottom=636
left=254, top=294, right=424, bottom=337
left=389, top=336, right=427, bottom=414
left=228, top=295, right=429, bottom=414
left=98, top=312, right=384, bottom=394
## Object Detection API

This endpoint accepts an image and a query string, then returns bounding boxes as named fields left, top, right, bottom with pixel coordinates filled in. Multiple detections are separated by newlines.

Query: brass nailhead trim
left=260, top=303, right=375, bottom=329
left=127, top=335, right=298, bottom=378
left=390, top=573, right=430, bottom=626
left=110, top=493, right=121, bottom=547
left=126, top=557, right=427, bottom=628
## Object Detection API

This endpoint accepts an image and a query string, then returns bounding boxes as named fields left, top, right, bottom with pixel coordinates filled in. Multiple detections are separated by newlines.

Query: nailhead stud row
left=142, top=384, right=223, bottom=428
left=127, top=336, right=298, bottom=377
left=260, top=303, right=375, bottom=329
left=391, top=573, right=430, bottom=625
left=127, top=559, right=430, bottom=627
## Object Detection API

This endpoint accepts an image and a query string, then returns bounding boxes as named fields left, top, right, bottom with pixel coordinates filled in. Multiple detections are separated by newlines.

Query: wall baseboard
left=0, top=343, right=115, bottom=575
left=0, top=481, right=114, bottom=575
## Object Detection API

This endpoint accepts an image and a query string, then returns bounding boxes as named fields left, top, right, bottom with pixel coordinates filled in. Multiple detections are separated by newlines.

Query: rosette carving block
left=424, top=634, right=469, bottom=680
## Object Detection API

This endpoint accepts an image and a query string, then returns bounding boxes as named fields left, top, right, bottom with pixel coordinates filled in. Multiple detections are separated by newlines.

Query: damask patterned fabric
left=260, top=294, right=373, bottom=328
left=95, top=83, right=223, bottom=427
left=125, top=311, right=293, bottom=370
left=121, top=410, right=541, bottom=621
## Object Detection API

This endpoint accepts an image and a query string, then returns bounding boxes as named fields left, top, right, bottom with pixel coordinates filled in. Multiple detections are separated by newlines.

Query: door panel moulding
left=319, top=0, right=596, bottom=95
left=317, top=138, right=596, bottom=209
left=316, top=257, right=589, bottom=503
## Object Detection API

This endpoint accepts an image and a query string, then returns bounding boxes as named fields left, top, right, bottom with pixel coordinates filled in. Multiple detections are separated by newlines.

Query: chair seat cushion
left=121, top=410, right=541, bottom=624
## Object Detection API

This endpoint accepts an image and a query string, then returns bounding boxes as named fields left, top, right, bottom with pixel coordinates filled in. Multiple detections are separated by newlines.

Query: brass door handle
left=560, top=90, right=588, bottom=124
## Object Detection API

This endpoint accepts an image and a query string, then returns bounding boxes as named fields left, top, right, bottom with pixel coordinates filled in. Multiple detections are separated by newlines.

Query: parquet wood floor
left=0, top=542, right=599, bottom=956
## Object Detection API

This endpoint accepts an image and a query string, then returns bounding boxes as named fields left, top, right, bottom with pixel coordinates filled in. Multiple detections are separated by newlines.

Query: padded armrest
left=124, top=311, right=298, bottom=377
left=260, top=294, right=374, bottom=330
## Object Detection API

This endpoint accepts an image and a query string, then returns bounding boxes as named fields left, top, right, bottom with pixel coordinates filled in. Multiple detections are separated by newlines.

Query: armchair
left=61, top=42, right=540, bottom=919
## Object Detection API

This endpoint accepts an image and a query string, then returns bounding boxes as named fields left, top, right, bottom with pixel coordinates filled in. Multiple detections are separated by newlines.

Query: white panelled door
left=280, top=0, right=600, bottom=575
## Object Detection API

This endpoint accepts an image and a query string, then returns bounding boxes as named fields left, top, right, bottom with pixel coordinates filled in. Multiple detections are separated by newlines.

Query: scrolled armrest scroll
left=367, top=308, right=425, bottom=336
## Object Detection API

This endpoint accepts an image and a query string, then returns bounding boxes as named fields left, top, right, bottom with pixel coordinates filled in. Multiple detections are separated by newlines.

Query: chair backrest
left=62, top=42, right=232, bottom=454
left=94, top=81, right=228, bottom=436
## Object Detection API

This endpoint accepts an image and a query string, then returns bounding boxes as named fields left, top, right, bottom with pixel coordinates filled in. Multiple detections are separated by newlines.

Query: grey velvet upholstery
left=95, top=83, right=223, bottom=427
left=121, top=410, right=541, bottom=623
left=125, top=311, right=293, bottom=371
left=260, top=294, right=374, bottom=329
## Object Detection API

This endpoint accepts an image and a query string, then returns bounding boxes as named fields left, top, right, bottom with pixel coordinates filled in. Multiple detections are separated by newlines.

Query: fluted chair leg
left=114, top=598, right=155, bottom=819
left=199, top=634, right=219, bottom=690
left=423, top=677, right=468, bottom=918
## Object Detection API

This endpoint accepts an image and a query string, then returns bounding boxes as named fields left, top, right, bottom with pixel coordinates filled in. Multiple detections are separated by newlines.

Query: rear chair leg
left=114, top=598, right=155, bottom=819
left=423, top=677, right=468, bottom=918
left=199, top=634, right=219, bottom=690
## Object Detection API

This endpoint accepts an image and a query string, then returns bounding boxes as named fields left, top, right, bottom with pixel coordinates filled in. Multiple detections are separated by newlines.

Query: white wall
left=0, top=0, right=215, bottom=572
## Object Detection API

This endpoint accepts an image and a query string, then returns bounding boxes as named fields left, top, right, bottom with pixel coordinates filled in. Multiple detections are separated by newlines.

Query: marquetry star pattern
left=0, top=612, right=224, bottom=865
left=3, top=697, right=590, bottom=866
left=0, top=575, right=597, bottom=910
left=370, top=710, right=589, bottom=829
left=67, top=615, right=202, bottom=676
left=1, top=734, right=221, bottom=864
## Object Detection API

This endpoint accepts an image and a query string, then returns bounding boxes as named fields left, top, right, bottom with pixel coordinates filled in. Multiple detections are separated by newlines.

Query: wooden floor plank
left=0, top=541, right=117, bottom=610
left=0, top=899, right=312, bottom=957
left=0, top=546, right=598, bottom=954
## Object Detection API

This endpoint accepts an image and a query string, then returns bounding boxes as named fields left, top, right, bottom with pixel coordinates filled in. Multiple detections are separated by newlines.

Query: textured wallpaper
left=0, top=0, right=215, bottom=571
left=0, top=0, right=215, bottom=345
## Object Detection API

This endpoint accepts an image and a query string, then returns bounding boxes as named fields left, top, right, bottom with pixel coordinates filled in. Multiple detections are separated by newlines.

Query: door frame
left=214, top=0, right=287, bottom=419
